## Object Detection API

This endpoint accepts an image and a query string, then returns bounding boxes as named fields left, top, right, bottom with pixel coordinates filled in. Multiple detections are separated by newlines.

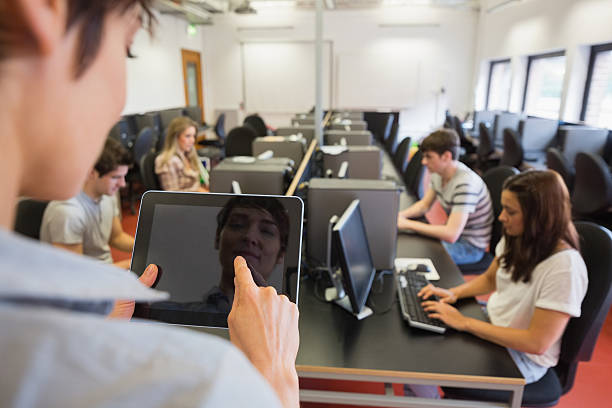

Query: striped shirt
left=430, top=162, right=493, bottom=250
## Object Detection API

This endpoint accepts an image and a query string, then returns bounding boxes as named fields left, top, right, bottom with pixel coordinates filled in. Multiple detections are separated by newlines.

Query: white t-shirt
left=487, top=237, right=588, bottom=369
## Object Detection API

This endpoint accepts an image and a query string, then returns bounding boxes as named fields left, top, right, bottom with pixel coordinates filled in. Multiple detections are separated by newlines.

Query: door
left=181, top=49, right=204, bottom=123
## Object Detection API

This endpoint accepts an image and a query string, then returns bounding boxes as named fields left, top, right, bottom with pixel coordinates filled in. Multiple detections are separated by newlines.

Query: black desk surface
left=296, top=233, right=523, bottom=382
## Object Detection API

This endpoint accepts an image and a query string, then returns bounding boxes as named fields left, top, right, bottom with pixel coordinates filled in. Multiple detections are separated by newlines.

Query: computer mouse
left=407, top=263, right=430, bottom=273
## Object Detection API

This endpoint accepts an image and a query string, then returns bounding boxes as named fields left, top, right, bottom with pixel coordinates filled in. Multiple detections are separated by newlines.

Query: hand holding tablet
left=229, top=256, right=300, bottom=408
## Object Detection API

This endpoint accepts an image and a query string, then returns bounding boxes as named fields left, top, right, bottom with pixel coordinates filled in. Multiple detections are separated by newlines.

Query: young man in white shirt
left=41, top=138, right=135, bottom=268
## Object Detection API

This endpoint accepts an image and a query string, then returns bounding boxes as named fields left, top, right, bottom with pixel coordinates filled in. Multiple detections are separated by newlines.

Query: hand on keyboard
left=421, top=299, right=469, bottom=331
left=418, top=284, right=457, bottom=304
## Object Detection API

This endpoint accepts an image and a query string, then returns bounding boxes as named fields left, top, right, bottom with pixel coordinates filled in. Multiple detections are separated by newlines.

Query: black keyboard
left=396, top=271, right=446, bottom=334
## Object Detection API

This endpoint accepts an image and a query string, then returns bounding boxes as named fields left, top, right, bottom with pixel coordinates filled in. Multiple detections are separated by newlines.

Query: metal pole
left=314, top=0, right=324, bottom=145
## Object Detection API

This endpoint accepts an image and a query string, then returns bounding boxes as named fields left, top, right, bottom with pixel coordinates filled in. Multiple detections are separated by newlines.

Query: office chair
left=140, top=151, right=161, bottom=191
left=224, top=126, right=258, bottom=157
left=158, top=108, right=185, bottom=135
left=108, top=118, right=135, bottom=150
left=13, top=199, right=49, bottom=240
left=197, top=113, right=226, bottom=161
left=476, top=122, right=501, bottom=173
left=445, top=221, right=612, bottom=407
left=571, top=152, right=612, bottom=228
left=546, top=147, right=575, bottom=193
left=125, top=127, right=158, bottom=213
left=453, top=116, right=476, bottom=155
left=402, top=149, right=426, bottom=200
left=393, top=136, right=412, bottom=174
left=500, top=128, right=525, bottom=169
left=458, top=165, right=519, bottom=275
left=244, top=114, right=268, bottom=137
left=384, top=116, right=399, bottom=155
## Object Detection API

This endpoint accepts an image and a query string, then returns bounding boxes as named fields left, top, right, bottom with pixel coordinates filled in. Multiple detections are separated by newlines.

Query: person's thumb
left=138, top=264, right=158, bottom=288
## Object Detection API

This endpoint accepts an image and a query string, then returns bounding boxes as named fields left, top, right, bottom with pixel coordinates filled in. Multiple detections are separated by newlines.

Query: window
left=581, top=43, right=612, bottom=129
left=486, top=59, right=511, bottom=111
left=522, top=51, right=566, bottom=119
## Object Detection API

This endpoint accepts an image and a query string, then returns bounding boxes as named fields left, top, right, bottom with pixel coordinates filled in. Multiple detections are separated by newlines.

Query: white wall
left=123, top=12, right=206, bottom=115
left=123, top=6, right=477, bottom=137
left=474, top=0, right=612, bottom=122
left=201, top=6, right=478, bottom=137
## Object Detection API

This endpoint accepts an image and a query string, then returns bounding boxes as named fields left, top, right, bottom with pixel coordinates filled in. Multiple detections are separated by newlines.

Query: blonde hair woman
left=155, top=116, right=209, bottom=192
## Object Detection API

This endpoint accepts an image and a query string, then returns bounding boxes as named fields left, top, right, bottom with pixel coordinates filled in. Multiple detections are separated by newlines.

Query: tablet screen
left=131, top=192, right=303, bottom=328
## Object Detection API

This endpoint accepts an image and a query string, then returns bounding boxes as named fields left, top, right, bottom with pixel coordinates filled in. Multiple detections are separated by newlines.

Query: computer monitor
left=307, top=178, right=400, bottom=271
left=332, top=199, right=376, bottom=316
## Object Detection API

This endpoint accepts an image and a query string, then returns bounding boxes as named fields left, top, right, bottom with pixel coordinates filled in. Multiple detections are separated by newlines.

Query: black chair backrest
left=572, top=152, right=612, bottom=215
left=214, top=113, right=226, bottom=142
left=482, top=165, right=519, bottom=253
left=140, top=151, right=161, bottom=191
left=243, top=114, right=268, bottom=137
left=225, top=126, right=258, bottom=157
left=500, top=128, right=524, bottom=168
left=133, top=127, right=157, bottom=166
left=183, top=106, right=203, bottom=125
left=477, top=122, right=494, bottom=159
left=556, top=222, right=612, bottom=393
left=453, top=115, right=477, bottom=155
left=134, top=113, right=162, bottom=135
left=403, top=149, right=425, bottom=199
left=384, top=115, right=398, bottom=154
left=394, top=137, right=412, bottom=174
left=546, top=147, right=575, bottom=192
left=108, top=118, right=134, bottom=150
left=13, top=199, right=49, bottom=240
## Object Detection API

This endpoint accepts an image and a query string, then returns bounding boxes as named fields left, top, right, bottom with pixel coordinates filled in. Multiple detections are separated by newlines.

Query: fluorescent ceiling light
left=324, top=0, right=336, bottom=9
left=250, top=0, right=296, bottom=9
left=486, top=0, right=520, bottom=13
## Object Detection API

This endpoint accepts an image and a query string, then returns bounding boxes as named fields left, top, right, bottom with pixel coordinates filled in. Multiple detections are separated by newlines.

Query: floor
left=116, top=196, right=612, bottom=408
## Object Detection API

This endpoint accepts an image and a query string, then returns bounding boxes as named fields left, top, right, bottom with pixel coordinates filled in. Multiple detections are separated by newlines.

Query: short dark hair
left=0, top=0, right=154, bottom=77
left=95, top=138, right=131, bottom=177
left=420, top=129, right=460, bottom=160
left=216, top=196, right=290, bottom=253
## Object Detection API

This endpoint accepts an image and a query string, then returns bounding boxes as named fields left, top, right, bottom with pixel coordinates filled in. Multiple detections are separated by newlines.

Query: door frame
left=181, top=48, right=204, bottom=123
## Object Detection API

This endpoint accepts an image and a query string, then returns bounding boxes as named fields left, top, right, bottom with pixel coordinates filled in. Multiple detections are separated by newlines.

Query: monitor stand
left=333, top=295, right=373, bottom=320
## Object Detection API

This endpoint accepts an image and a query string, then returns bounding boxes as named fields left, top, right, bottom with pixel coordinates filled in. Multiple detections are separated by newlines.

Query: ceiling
left=155, top=0, right=484, bottom=24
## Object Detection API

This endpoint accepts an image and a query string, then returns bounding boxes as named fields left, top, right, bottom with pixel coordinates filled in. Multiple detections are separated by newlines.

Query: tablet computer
left=131, top=191, right=303, bottom=329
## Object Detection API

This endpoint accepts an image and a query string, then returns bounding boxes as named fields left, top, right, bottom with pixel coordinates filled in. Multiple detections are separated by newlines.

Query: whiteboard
left=336, top=52, right=418, bottom=110
left=242, top=41, right=332, bottom=113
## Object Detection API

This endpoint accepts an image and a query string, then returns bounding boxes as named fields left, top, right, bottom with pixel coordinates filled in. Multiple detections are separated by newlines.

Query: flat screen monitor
left=332, top=199, right=376, bottom=314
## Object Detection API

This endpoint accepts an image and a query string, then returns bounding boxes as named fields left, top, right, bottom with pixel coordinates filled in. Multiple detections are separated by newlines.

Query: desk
left=296, top=233, right=525, bottom=408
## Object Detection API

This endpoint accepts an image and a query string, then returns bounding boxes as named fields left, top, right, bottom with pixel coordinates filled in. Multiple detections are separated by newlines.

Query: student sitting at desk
left=397, top=129, right=493, bottom=265
left=419, top=171, right=587, bottom=385
left=155, top=116, right=209, bottom=192
left=40, top=138, right=134, bottom=269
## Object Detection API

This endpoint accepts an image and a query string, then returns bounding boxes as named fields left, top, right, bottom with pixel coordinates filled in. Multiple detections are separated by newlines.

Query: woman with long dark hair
left=420, top=170, right=588, bottom=384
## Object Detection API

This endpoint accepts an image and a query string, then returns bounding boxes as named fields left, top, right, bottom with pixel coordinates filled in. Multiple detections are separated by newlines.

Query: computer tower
left=307, top=178, right=400, bottom=271
left=324, top=130, right=373, bottom=146
left=321, top=146, right=382, bottom=179
left=210, top=159, right=294, bottom=195
left=252, top=136, right=306, bottom=166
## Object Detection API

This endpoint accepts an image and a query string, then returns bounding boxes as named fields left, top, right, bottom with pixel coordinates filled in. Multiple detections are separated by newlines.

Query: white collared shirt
left=0, top=229, right=282, bottom=408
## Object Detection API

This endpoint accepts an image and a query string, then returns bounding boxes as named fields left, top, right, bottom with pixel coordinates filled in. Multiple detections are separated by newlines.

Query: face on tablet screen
left=131, top=192, right=303, bottom=328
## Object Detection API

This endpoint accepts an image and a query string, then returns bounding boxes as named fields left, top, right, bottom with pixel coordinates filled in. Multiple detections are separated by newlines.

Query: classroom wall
left=202, top=6, right=478, bottom=137
left=473, top=0, right=612, bottom=121
left=123, top=12, right=206, bottom=115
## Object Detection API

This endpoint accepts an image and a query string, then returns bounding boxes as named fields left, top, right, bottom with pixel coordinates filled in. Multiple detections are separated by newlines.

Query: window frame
left=521, top=50, right=566, bottom=114
left=580, top=42, right=612, bottom=123
left=485, top=58, right=511, bottom=111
